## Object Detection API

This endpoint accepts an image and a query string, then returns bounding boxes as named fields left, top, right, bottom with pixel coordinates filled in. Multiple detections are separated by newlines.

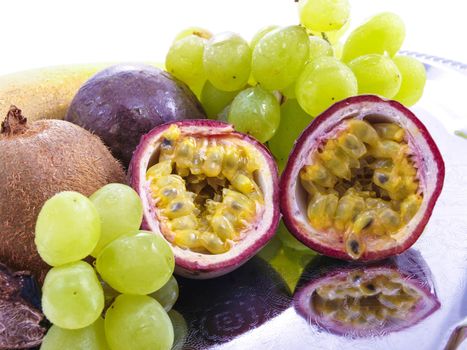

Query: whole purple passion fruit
left=294, top=250, right=440, bottom=337
left=281, top=95, right=444, bottom=261
left=129, top=120, right=280, bottom=278
left=66, top=64, right=206, bottom=167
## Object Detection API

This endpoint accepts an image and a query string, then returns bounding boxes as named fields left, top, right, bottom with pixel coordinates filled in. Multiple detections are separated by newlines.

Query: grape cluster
left=35, top=185, right=177, bottom=350
left=165, top=0, right=426, bottom=170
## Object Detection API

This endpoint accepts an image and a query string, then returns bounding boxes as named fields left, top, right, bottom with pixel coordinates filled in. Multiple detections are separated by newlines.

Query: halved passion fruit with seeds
left=294, top=250, right=440, bottom=337
left=129, top=120, right=279, bottom=278
left=281, top=95, right=444, bottom=261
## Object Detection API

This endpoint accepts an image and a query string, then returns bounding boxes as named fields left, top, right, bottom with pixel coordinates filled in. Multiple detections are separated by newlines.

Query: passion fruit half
left=294, top=250, right=440, bottom=337
left=281, top=95, right=445, bottom=261
left=129, top=120, right=280, bottom=278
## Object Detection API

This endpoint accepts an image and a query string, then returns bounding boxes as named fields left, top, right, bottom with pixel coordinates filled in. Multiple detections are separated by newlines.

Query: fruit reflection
left=294, top=249, right=440, bottom=337
left=174, top=256, right=290, bottom=347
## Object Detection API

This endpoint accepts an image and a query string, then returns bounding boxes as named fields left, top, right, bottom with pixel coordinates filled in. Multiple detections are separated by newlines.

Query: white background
left=0, top=0, right=466, bottom=75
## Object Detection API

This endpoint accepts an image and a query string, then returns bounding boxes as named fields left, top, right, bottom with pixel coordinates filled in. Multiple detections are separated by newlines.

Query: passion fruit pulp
left=129, top=120, right=280, bottom=278
left=281, top=95, right=445, bottom=261
left=294, top=250, right=440, bottom=337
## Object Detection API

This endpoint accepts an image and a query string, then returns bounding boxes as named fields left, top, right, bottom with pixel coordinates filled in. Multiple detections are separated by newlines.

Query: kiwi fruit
left=0, top=106, right=126, bottom=282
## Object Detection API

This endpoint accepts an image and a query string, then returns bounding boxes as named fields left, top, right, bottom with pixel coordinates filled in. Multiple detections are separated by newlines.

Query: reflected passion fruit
left=281, top=95, right=444, bottom=261
left=129, top=120, right=279, bottom=278
left=294, top=250, right=440, bottom=337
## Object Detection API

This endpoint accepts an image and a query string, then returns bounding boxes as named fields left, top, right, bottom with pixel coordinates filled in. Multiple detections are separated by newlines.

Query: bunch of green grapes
left=165, top=1, right=426, bottom=174
left=36, top=184, right=177, bottom=350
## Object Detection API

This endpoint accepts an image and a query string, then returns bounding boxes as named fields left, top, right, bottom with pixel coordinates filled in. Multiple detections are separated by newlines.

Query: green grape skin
left=174, top=27, right=212, bottom=42
left=35, top=191, right=100, bottom=267
left=276, top=220, right=310, bottom=252
left=342, top=12, right=405, bottom=63
left=250, top=25, right=279, bottom=51
left=309, top=36, right=333, bottom=61
left=251, top=26, right=309, bottom=91
left=90, top=184, right=143, bottom=257
left=203, top=32, right=251, bottom=91
left=308, top=19, right=350, bottom=44
left=268, top=99, right=313, bottom=170
left=165, top=34, right=207, bottom=97
left=42, top=261, right=104, bottom=330
left=298, top=0, right=350, bottom=32
left=40, top=317, right=109, bottom=350
left=168, top=310, right=188, bottom=350
left=228, top=86, right=280, bottom=143
left=96, top=231, right=174, bottom=295
left=295, top=56, right=357, bottom=117
left=149, top=276, right=179, bottom=312
left=333, top=41, right=343, bottom=59
left=105, top=294, right=174, bottom=350
left=392, top=55, right=426, bottom=106
left=281, top=82, right=297, bottom=99
left=348, top=54, right=401, bottom=98
left=200, top=80, right=241, bottom=119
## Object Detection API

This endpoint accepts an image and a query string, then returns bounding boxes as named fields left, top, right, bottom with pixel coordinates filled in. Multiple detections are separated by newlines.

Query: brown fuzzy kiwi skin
left=0, top=115, right=126, bottom=283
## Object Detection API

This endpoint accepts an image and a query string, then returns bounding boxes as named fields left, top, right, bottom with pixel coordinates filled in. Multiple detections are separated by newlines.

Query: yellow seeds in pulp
left=203, top=146, right=224, bottom=177
left=373, top=123, right=405, bottom=142
left=147, top=160, right=172, bottom=180
left=146, top=125, right=263, bottom=255
left=300, top=119, right=421, bottom=259
left=301, top=162, right=337, bottom=188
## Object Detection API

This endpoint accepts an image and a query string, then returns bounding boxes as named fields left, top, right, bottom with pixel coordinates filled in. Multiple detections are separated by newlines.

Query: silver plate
left=171, top=54, right=467, bottom=350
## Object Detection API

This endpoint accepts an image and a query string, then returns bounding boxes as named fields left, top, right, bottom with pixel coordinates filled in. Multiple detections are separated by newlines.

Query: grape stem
left=1, top=106, right=28, bottom=136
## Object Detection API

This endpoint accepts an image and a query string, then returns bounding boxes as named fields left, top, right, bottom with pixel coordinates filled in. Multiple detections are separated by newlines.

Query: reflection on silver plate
left=172, top=54, right=467, bottom=350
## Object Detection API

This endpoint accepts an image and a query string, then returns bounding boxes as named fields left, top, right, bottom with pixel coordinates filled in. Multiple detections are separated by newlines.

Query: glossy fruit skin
left=280, top=95, right=445, bottom=261
left=66, top=64, right=206, bottom=167
left=294, top=249, right=440, bottom=337
left=129, top=120, right=280, bottom=279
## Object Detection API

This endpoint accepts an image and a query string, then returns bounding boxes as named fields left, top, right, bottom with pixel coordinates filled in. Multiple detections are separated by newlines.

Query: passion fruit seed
left=312, top=270, right=421, bottom=326
left=300, top=119, right=422, bottom=259
left=146, top=125, right=263, bottom=255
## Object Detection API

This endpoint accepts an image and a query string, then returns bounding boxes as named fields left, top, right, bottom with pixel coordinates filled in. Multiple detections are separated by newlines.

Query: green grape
left=200, top=81, right=241, bottom=119
left=309, top=36, right=333, bottom=61
left=308, top=19, right=350, bottom=44
left=149, top=276, right=179, bottom=312
left=252, top=26, right=309, bottom=91
left=168, top=310, right=188, bottom=350
left=248, top=25, right=278, bottom=88
left=89, top=184, right=143, bottom=257
left=42, top=261, right=104, bottom=329
left=392, top=55, right=426, bottom=106
left=35, top=191, right=100, bottom=266
left=105, top=294, right=174, bottom=350
left=203, top=32, right=251, bottom=91
left=250, top=25, right=278, bottom=51
left=174, top=27, right=212, bottom=41
left=228, top=86, right=280, bottom=143
left=40, top=317, right=109, bottom=350
left=296, top=56, right=357, bottom=116
left=281, top=82, right=296, bottom=99
left=298, top=0, right=350, bottom=32
left=268, top=99, right=313, bottom=170
left=333, top=41, right=343, bottom=59
left=165, top=34, right=207, bottom=96
left=342, top=12, right=405, bottom=62
left=348, top=54, right=401, bottom=98
left=276, top=220, right=309, bottom=252
left=96, top=231, right=174, bottom=295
